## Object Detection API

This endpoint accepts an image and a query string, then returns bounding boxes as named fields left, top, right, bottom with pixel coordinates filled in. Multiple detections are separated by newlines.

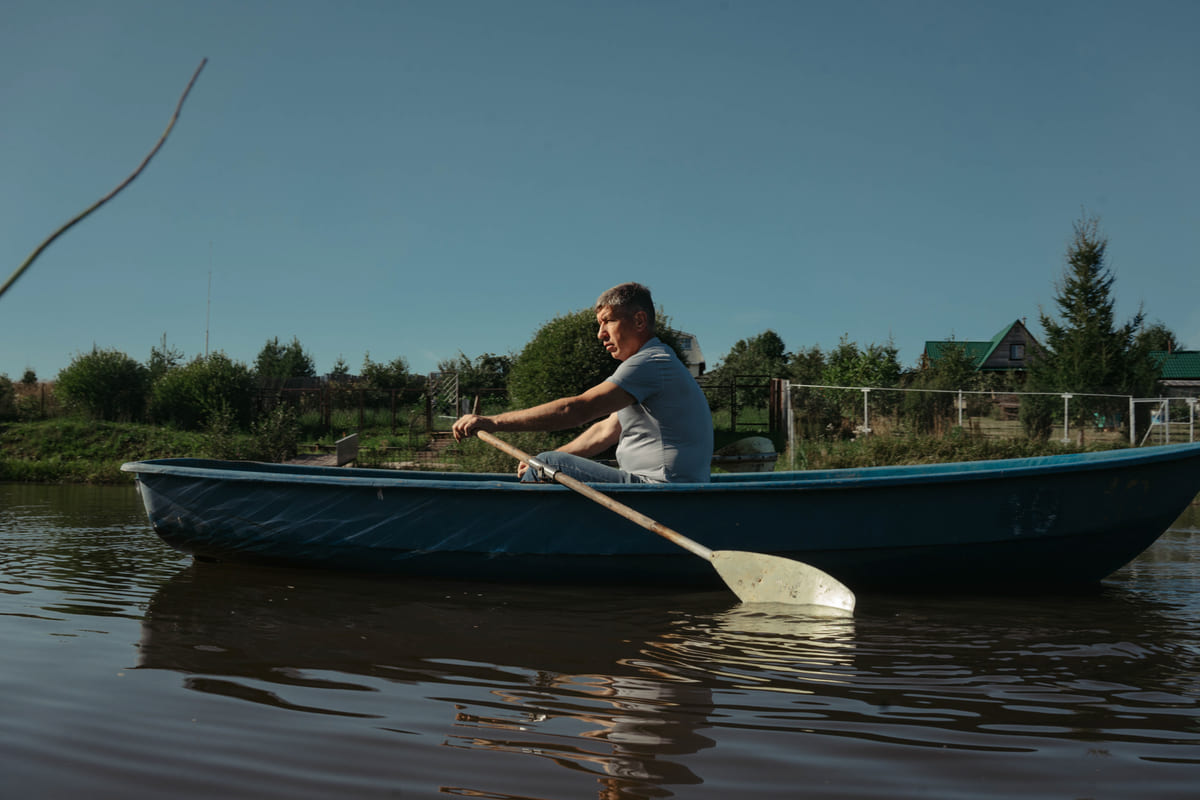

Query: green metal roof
left=1151, top=351, right=1200, bottom=379
left=923, top=321, right=1027, bottom=370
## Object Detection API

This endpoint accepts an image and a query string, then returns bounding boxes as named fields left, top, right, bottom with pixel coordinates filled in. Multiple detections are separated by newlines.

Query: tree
left=149, top=352, right=256, bottom=430
left=705, top=330, right=791, bottom=411
left=903, top=340, right=980, bottom=434
left=507, top=308, right=685, bottom=408
left=0, top=374, right=15, bottom=420
left=255, top=336, right=316, bottom=382
left=1136, top=321, right=1180, bottom=353
left=820, top=336, right=902, bottom=422
left=1022, top=215, right=1157, bottom=437
left=360, top=352, right=414, bottom=390
left=55, top=347, right=149, bottom=422
left=438, top=351, right=513, bottom=403
left=330, top=355, right=351, bottom=379
left=147, top=333, right=185, bottom=384
left=20, top=368, right=37, bottom=385
left=788, top=345, right=826, bottom=385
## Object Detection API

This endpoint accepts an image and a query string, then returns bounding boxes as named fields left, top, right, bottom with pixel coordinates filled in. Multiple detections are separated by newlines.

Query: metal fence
left=780, top=382, right=1197, bottom=467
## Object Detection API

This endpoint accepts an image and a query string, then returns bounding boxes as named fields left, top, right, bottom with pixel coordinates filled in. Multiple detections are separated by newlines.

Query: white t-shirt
left=607, top=338, right=713, bottom=483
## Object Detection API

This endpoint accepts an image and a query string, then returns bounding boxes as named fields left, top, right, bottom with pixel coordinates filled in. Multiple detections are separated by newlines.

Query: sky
left=2, top=0, right=1197, bottom=383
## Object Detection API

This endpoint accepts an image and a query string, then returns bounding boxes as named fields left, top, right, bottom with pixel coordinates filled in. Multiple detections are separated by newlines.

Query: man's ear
left=633, top=309, right=648, bottom=331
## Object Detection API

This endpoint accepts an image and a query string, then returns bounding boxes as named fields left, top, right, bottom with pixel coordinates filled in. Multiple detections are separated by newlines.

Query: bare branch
left=0, top=57, right=208, bottom=301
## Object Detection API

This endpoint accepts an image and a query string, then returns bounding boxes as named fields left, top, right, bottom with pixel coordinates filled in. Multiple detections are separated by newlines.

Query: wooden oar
left=477, top=431, right=855, bottom=612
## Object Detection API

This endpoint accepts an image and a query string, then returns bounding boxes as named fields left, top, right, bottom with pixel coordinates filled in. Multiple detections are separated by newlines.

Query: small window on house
left=1010, top=343, right=1025, bottom=361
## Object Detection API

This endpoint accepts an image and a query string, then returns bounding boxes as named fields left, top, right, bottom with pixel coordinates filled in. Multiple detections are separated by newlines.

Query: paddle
left=476, top=431, right=856, bottom=612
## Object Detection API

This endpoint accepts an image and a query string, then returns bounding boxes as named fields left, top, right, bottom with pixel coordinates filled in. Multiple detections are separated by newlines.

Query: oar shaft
left=476, top=431, right=713, bottom=561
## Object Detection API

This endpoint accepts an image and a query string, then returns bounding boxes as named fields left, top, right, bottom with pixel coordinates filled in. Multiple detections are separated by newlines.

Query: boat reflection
left=137, top=564, right=856, bottom=798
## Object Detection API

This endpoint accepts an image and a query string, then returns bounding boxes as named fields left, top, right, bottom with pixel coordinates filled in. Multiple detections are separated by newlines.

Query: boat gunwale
left=120, top=442, right=1200, bottom=494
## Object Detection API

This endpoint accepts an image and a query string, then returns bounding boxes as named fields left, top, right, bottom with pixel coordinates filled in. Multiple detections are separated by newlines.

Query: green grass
left=0, top=419, right=209, bottom=483
left=0, top=413, right=1129, bottom=484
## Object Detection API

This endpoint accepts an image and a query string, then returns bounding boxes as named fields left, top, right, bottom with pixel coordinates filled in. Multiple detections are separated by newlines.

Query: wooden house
left=1151, top=350, right=1200, bottom=398
left=922, top=319, right=1040, bottom=374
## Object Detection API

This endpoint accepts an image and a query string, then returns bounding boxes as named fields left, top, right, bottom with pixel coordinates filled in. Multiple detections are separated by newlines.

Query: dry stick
left=0, top=58, right=209, bottom=302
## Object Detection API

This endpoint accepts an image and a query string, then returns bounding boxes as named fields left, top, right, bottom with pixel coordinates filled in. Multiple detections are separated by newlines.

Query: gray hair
left=595, top=282, right=655, bottom=333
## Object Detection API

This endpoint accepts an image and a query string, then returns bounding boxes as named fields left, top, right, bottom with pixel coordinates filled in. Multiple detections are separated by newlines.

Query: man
left=452, top=282, right=713, bottom=483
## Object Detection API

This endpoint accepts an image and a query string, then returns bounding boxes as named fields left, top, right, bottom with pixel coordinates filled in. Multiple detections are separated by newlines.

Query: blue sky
left=3, top=0, right=1197, bottom=383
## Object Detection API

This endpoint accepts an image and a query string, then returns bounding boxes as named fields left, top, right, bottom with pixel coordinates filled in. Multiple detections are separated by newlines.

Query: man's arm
left=452, top=380, right=633, bottom=442
left=555, top=411, right=622, bottom=457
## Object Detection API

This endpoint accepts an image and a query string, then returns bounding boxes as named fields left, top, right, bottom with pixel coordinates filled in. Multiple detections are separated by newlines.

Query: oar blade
left=712, top=550, right=856, bottom=612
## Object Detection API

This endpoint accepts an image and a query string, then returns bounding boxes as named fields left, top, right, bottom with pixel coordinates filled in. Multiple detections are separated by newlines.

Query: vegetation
left=1021, top=215, right=1162, bottom=439
left=507, top=307, right=684, bottom=408
left=55, top=347, right=150, bottom=422
left=2, top=212, right=1188, bottom=484
left=255, top=336, right=316, bottom=381
left=148, top=351, right=256, bottom=431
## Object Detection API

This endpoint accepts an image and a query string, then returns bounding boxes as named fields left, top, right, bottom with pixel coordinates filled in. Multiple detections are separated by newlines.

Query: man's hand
left=452, top=413, right=495, bottom=442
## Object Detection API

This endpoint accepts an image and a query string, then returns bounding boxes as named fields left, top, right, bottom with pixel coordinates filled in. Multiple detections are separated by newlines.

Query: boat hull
left=122, top=443, right=1200, bottom=592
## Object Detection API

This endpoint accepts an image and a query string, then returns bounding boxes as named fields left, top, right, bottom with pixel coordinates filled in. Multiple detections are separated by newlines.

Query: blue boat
left=121, top=442, right=1200, bottom=592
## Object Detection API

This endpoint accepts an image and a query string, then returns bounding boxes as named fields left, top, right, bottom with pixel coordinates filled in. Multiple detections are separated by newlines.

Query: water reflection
left=137, top=565, right=861, bottom=797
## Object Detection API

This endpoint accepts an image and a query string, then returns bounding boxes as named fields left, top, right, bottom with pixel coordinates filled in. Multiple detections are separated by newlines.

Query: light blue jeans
left=519, top=451, right=642, bottom=484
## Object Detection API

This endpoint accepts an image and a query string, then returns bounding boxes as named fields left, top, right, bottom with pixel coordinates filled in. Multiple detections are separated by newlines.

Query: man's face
left=596, top=305, right=646, bottom=361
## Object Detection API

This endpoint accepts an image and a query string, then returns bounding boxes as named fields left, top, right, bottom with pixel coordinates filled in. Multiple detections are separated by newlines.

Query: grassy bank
left=0, top=416, right=1120, bottom=484
left=0, top=419, right=209, bottom=483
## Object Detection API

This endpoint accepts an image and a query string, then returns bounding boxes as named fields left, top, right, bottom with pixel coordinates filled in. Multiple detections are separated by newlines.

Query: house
left=1151, top=350, right=1200, bottom=398
left=674, top=331, right=706, bottom=378
left=922, top=319, right=1040, bottom=374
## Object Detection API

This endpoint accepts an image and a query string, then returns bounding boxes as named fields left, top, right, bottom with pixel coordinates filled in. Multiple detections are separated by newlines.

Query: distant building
left=673, top=331, right=706, bottom=378
left=1150, top=350, right=1200, bottom=398
left=922, top=319, right=1040, bottom=374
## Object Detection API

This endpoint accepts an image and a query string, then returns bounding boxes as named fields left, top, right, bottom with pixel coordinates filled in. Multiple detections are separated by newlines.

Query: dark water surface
left=2, top=483, right=1199, bottom=799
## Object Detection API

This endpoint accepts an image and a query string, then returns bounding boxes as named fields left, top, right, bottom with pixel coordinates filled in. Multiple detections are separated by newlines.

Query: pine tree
left=1023, top=215, right=1156, bottom=436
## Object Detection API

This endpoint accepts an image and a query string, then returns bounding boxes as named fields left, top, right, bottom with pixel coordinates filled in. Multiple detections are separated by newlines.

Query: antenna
left=205, top=242, right=212, bottom=357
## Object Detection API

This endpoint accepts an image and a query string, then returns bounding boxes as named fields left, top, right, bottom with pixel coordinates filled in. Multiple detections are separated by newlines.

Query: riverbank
left=0, top=417, right=1124, bottom=484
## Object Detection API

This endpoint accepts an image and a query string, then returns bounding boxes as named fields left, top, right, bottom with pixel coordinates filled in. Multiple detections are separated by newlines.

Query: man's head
left=595, top=282, right=656, bottom=361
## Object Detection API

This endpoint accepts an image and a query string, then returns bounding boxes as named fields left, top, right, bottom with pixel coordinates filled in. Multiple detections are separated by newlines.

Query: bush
left=0, top=375, right=15, bottom=420
left=55, top=348, right=149, bottom=421
left=149, top=352, right=256, bottom=431
left=507, top=308, right=686, bottom=408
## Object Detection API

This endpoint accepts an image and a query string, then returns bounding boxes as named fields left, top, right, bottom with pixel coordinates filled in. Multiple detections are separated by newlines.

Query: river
left=2, top=482, right=1199, bottom=799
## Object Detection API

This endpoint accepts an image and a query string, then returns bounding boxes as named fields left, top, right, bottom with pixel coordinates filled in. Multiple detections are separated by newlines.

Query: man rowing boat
left=452, top=282, right=713, bottom=483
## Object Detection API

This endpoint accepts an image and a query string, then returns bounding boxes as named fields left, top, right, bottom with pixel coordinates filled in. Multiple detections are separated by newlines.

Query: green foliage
left=0, top=418, right=208, bottom=482
left=20, top=369, right=37, bottom=385
left=706, top=330, right=790, bottom=411
left=361, top=352, right=415, bottom=390
left=1136, top=321, right=1180, bottom=353
left=507, top=307, right=688, bottom=407
left=788, top=345, right=826, bottom=385
left=1029, top=215, right=1158, bottom=426
left=204, top=402, right=299, bottom=462
left=820, top=336, right=902, bottom=419
left=255, top=336, right=316, bottom=381
left=55, top=348, right=149, bottom=422
left=149, top=352, right=256, bottom=431
left=147, top=334, right=185, bottom=384
left=1019, top=393, right=1055, bottom=441
left=0, top=374, right=15, bottom=421
left=438, top=351, right=513, bottom=399
left=791, top=431, right=1098, bottom=471
left=508, top=309, right=611, bottom=407
left=903, top=340, right=980, bottom=434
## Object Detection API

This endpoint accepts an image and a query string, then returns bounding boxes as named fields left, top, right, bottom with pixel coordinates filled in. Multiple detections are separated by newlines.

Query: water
left=2, top=484, right=1199, bottom=800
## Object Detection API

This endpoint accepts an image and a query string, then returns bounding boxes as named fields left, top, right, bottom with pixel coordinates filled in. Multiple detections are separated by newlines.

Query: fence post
left=1129, top=396, right=1136, bottom=446
left=861, top=388, right=871, bottom=435
left=1061, top=394, right=1072, bottom=443
left=957, top=389, right=964, bottom=428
